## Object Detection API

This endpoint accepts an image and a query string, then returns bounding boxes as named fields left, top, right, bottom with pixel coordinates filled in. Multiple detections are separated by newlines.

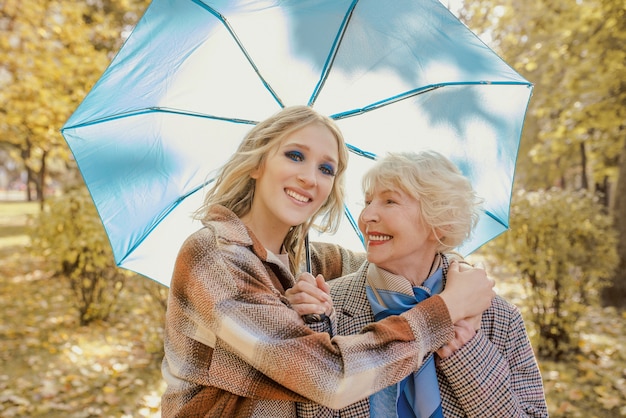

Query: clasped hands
left=285, top=261, right=495, bottom=359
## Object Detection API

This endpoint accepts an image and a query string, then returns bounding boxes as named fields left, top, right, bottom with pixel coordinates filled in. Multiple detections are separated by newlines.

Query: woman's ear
left=430, top=226, right=446, bottom=243
left=250, top=162, right=264, bottom=179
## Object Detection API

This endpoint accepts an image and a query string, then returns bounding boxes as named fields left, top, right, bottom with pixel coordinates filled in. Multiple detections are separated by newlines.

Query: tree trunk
left=580, top=142, right=588, bottom=190
left=38, top=150, right=47, bottom=210
left=603, top=138, right=626, bottom=307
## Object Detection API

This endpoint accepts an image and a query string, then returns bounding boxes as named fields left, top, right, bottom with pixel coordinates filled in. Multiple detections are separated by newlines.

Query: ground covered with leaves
left=1, top=202, right=164, bottom=417
left=1, top=201, right=625, bottom=416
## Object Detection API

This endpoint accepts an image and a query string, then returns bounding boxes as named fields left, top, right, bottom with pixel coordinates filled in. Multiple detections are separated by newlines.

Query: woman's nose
left=359, top=204, right=378, bottom=222
left=297, top=165, right=318, bottom=187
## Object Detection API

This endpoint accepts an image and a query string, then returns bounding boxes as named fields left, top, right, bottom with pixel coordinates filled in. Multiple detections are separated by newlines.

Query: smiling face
left=244, top=121, right=339, bottom=252
left=358, top=185, right=439, bottom=283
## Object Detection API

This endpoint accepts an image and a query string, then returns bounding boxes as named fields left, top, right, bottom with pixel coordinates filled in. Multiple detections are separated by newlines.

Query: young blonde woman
left=161, top=107, right=495, bottom=417
left=291, top=151, right=547, bottom=417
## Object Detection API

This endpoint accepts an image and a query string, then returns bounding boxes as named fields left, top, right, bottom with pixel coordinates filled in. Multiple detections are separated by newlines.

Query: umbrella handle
left=302, top=234, right=327, bottom=324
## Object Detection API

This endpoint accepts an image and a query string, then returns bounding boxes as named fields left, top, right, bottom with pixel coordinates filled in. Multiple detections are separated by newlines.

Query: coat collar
left=202, top=204, right=293, bottom=280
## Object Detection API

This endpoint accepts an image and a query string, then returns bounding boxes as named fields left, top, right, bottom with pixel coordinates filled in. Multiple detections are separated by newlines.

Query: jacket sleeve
left=308, top=241, right=367, bottom=280
left=436, top=297, right=548, bottom=417
left=168, top=229, right=453, bottom=410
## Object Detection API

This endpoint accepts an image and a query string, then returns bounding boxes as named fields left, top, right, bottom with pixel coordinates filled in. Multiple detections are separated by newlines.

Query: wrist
left=439, top=291, right=463, bottom=324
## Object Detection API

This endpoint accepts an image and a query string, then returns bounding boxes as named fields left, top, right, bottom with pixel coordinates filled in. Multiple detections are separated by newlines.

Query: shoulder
left=328, top=264, right=369, bottom=313
left=174, top=216, right=253, bottom=281
left=485, top=295, right=522, bottom=320
left=480, top=295, right=528, bottom=344
left=178, top=205, right=254, bottom=257
left=329, top=265, right=367, bottom=296
left=309, top=241, right=367, bottom=279
left=172, top=227, right=225, bottom=288
left=177, top=227, right=218, bottom=262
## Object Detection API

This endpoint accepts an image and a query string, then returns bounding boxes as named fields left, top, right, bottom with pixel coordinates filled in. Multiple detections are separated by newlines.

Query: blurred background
left=0, top=0, right=624, bottom=416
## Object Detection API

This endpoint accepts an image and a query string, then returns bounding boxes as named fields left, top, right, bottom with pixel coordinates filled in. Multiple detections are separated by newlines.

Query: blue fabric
left=60, top=0, right=532, bottom=287
left=367, top=269, right=444, bottom=418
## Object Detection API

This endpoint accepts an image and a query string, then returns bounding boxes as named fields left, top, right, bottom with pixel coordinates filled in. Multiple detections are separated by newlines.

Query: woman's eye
left=319, top=164, right=336, bottom=177
left=285, top=151, right=304, bottom=162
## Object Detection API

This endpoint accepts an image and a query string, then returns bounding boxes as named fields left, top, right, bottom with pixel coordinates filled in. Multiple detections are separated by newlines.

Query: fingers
left=285, top=280, right=330, bottom=304
left=437, top=321, right=477, bottom=359
left=290, top=302, right=330, bottom=316
left=295, top=272, right=317, bottom=285
left=436, top=337, right=463, bottom=359
left=463, top=313, right=482, bottom=331
left=453, top=320, right=477, bottom=341
left=285, top=274, right=332, bottom=316
left=285, top=287, right=330, bottom=316
left=315, top=274, right=331, bottom=295
left=436, top=345, right=454, bottom=359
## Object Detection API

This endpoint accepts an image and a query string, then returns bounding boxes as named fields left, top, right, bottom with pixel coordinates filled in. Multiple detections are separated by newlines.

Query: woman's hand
left=436, top=314, right=481, bottom=359
left=285, top=273, right=333, bottom=316
left=439, top=261, right=495, bottom=323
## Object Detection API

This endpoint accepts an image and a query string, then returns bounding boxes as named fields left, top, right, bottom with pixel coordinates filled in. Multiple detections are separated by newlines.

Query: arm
left=168, top=229, right=454, bottom=410
left=436, top=298, right=548, bottom=417
left=295, top=253, right=495, bottom=325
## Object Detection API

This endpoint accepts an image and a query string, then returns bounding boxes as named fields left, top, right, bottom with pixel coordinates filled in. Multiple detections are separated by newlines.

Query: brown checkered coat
left=161, top=205, right=454, bottom=417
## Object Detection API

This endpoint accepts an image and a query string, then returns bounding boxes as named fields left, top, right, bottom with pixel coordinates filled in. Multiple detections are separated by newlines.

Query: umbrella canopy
left=61, top=0, right=532, bottom=287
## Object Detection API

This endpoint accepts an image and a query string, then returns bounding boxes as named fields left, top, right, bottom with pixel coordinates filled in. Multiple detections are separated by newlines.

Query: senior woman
left=288, top=151, right=548, bottom=417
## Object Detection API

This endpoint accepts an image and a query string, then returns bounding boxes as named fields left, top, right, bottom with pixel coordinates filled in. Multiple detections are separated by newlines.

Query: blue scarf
left=365, top=261, right=445, bottom=418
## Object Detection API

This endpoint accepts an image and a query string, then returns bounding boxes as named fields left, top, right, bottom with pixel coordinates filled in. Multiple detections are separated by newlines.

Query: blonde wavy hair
left=362, top=151, right=482, bottom=252
left=195, top=105, right=349, bottom=272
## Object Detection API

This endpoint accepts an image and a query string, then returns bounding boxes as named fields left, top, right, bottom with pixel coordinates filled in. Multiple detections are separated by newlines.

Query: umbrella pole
left=305, top=234, right=312, bottom=273
left=302, top=234, right=326, bottom=323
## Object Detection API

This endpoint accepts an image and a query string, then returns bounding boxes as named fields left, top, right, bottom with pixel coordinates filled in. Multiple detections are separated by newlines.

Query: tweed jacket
left=161, top=205, right=455, bottom=418
left=298, top=256, right=548, bottom=417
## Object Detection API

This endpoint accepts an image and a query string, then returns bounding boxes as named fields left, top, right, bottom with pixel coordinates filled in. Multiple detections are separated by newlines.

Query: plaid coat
left=161, top=205, right=455, bottom=417
left=298, top=256, right=548, bottom=417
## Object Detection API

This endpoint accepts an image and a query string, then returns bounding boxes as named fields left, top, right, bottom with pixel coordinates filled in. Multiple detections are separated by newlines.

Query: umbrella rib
left=62, top=107, right=259, bottom=130
left=484, top=209, right=509, bottom=229
left=190, top=0, right=285, bottom=108
left=117, top=179, right=214, bottom=266
left=331, top=85, right=441, bottom=120
left=344, top=204, right=365, bottom=247
left=331, top=80, right=531, bottom=120
left=308, top=0, right=360, bottom=106
left=346, top=144, right=377, bottom=160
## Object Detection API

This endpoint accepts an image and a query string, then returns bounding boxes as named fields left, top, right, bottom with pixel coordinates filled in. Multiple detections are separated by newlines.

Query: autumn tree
left=460, top=0, right=626, bottom=306
left=605, top=140, right=626, bottom=306
left=29, top=186, right=132, bottom=325
left=460, top=0, right=625, bottom=195
left=484, top=189, right=618, bottom=360
left=0, top=0, right=149, bottom=204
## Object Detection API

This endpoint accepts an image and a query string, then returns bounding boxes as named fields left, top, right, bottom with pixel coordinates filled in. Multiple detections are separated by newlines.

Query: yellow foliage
left=483, top=188, right=618, bottom=360
left=0, top=0, right=150, bottom=197
left=29, top=187, right=133, bottom=325
left=461, top=0, right=626, bottom=191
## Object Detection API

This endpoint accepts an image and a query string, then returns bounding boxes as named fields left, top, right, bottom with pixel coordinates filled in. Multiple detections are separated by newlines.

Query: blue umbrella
left=61, top=0, right=532, bottom=287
